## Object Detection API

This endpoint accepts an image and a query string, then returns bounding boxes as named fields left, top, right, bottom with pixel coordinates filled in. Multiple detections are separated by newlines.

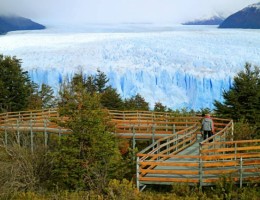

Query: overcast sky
left=1, top=0, right=259, bottom=25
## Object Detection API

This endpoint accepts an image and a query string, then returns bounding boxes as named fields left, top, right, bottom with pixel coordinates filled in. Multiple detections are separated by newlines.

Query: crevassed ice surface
left=0, top=25, right=260, bottom=110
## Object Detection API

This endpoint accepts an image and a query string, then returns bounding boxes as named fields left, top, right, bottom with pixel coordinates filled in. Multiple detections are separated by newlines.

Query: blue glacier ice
left=0, top=24, right=259, bottom=110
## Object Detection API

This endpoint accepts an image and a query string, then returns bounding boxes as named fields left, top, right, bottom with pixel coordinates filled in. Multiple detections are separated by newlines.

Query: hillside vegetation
left=0, top=54, right=260, bottom=199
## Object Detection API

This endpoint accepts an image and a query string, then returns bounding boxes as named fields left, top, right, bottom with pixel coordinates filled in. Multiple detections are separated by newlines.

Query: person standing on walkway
left=201, top=114, right=215, bottom=142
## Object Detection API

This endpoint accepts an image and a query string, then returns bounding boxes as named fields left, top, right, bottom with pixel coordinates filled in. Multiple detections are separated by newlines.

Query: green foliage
left=71, top=69, right=109, bottom=94
left=39, top=84, right=56, bottom=108
left=95, top=69, right=109, bottom=93
left=101, top=86, right=124, bottom=110
left=154, top=102, right=167, bottom=112
left=200, top=108, right=211, bottom=116
left=0, top=54, right=34, bottom=112
left=52, top=75, right=127, bottom=192
left=214, top=63, right=260, bottom=137
left=233, top=119, right=255, bottom=140
left=27, top=83, right=56, bottom=110
left=106, top=179, right=139, bottom=200
left=124, top=94, right=149, bottom=111
left=0, top=145, right=52, bottom=199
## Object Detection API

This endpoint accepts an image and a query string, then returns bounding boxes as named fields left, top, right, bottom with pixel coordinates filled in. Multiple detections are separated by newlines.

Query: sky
left=0, top=0, right=259, bottom=25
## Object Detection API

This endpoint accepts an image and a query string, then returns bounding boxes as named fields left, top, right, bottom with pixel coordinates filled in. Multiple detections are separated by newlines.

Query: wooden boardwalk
left=1, top=109, right=260, bottom=189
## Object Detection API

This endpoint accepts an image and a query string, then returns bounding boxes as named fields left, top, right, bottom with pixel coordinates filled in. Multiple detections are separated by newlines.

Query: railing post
left=152, top=124, right=155, bottom=144
left=199, top=143, right=203, bottom=188
left=173, top=124, right=176, bottom=134
left=167, top=138, right=170, bottom=155
left=4, top=115, right=8, bottom=146
left=30, top=119, right=34, bottom=153
left=199, top=157, right=203, bottom=188
left=132, top=125, right=136, bottom=150
left=59, top=127, right=62, bottom=141
left=136, top=156, right=140, bottom=191
left=4, top=128, right=7, bottom=146
left=231, top=120, right=234, bottom=141
left=239, top=157, right=243, bottom=188
left=44, top=119, right=48, bottom=147
left=234, top=143, right=237, bottom=161
left=16, top=119, right=20, bottom=146
left=176, top=133, right=178, bottom=151
left=157, top=141, right=160, bottom=160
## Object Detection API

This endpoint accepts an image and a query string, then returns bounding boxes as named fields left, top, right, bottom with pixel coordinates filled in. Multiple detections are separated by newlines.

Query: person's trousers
left=203, top=131, right=213, bottom=142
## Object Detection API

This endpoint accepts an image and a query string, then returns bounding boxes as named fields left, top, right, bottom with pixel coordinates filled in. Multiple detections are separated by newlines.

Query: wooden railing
left=0, top=109, right=71, bottom=151
left=0, top=109, right=70, bottom=133
left=138, top=124, right=199, bottom=160
left=2, top=109, right=259, bottom=188
left=199, top=139, right=260, bottom=186
left=136, top=118, right=260, bottom=189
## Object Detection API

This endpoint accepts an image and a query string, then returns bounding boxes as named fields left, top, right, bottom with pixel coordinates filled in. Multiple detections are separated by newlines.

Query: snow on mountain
left=0, top=25, right=259, bottom=110
left=247, top=2, right=260, bottom=10
left=182, top=16, right=225, bottom=25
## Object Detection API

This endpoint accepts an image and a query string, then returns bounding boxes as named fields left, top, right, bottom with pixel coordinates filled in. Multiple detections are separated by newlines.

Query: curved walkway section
left=1, top=109, right=260, bottom=189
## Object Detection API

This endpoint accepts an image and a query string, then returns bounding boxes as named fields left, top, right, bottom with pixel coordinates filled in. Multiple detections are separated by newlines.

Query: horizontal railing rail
left=137, top=155, right=260, bottom=187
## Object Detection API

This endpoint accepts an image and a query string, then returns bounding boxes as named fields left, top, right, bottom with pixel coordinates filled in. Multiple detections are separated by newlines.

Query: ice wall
left=1, top=25, right=259, bottom=110
left=29, top=67, right=232, bottom=110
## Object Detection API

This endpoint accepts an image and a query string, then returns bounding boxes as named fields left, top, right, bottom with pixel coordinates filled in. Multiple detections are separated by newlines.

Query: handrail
left=138, top=124, right=199, bottom=156
left=200, top=120, right=233, bottom=144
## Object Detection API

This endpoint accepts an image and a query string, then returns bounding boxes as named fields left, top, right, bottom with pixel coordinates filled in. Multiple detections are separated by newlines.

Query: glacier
left=0, top=24, right=260, bottom=110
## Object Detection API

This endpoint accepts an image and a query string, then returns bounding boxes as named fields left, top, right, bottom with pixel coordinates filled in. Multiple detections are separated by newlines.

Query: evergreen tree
left=0, top=55, right=33, bottom=112
left=27, top=82, right=42, bottom=110
left=100, top=86, right=124, bottom=110
left=52, top=76, right=127, bottom=192
left=124, top=94, right=149, bottom=111
left=27, top=83, right=56, bottom=109
left=214, top=63, right=260, bottom=133
left=95, top=69, right=109, bottom=93
left=39, top=83, right=56, bottom=108
left=71, top=70, right=109, bottom=94
left=154, top=102, right=167, bottom=112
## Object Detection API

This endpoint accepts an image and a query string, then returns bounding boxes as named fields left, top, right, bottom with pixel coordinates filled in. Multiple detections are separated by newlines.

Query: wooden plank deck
left=138, top=134, right=260, bottom=187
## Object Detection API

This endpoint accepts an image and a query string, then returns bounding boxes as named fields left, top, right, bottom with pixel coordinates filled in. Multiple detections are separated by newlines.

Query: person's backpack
left=202, top=118, right=212, bottom=131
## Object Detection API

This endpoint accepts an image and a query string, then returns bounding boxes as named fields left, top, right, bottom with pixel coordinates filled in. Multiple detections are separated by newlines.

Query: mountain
left=219, top=3, right=260, bottom=29
left=0, top=15, right=45, bottom=34
left=183, top=16, right=225, bottom=25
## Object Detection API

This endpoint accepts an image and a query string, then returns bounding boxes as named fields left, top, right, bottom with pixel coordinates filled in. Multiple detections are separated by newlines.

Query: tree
left=27, top=83, right=56, bottom=110
left=124, top=94, right=149, bottom=111
left=154, top=102, right=167, bottom=112
left=95, top=69, right=109, bottom=93
left=100, top=86, right=124, bottom=110
left=214, top=63, right=260, bottom=136
left=52, top=75, right=127, bottom=192
left=39, top=83, right=56, bottom=108
left=71, top=69, right=109, bottom=94
left=0, top=55, right=33, bottom=112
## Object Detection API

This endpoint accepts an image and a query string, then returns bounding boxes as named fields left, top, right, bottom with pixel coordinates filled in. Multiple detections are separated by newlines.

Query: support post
left=167, top=138, right=170, bottom=155
left=16, top=119, right=20, bottom=146
left=231, top=120, right=234, bottom=141
left=152, top=124, right=155, bottom=144
left=132, top=126, right=136, bottom=150
left=239, top=157, right=243, bottom=188
left=199, top=143, right=203, bottom=188
left=234, top=143, right=237, bottom=161
left=30, top=119, right=34, bottom=152
left=59, top=127, right=61, bottom=141
left=44, top=119, right=48, bottom=147
left=4, top=128, right=7, bottom=146
left=136, top=156, right=140, bottom=191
